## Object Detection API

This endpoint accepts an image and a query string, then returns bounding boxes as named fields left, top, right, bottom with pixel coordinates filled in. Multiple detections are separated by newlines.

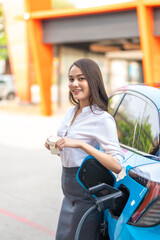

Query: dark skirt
left=55, top=167, right=103, bottom=240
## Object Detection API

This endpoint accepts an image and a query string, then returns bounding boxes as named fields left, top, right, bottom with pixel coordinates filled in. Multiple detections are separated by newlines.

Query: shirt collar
left=81, top=105, right=91, bottom=113
left=81, top=104, right=100, bottom=113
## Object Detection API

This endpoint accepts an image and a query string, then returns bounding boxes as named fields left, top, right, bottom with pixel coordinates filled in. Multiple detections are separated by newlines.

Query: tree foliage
left=0, top=6, right=8, bottom=60
left=116, top=113, right=156, bottom=154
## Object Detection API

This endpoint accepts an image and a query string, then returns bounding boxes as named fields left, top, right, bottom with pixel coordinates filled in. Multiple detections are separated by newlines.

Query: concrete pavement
left=0, top=103, right=65, bottom=240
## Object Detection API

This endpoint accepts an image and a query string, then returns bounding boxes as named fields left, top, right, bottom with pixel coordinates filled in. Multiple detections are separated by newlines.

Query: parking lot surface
left=0, top=102, right=65, bottom=240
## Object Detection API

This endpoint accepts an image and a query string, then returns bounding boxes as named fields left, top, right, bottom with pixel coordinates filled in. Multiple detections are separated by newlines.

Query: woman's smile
left=73, top=89, right=82, bottom=93
left=72, top=88, right=83, bottom=96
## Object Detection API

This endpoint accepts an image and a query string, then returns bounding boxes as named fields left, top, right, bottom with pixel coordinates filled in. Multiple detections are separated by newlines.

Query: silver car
left=0, top=75, right=16, bottom=100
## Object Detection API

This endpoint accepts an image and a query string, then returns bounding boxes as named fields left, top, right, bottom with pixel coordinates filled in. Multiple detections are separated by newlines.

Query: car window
left=108, top=93, right=124, bottom=116
left=138, top=102, right=159, bottom=155
left=114, top=94, right=146, bottom=149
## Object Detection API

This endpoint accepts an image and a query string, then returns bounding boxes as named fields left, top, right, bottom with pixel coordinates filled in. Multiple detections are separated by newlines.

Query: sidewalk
left=0, top=99, right=69, bottom=116
left=0, top=100, right=68, bottom=148
left=0, top=100, right=66, bottom=240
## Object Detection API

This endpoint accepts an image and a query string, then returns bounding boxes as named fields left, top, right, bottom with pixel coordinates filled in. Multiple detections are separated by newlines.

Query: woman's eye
left=79, top=77, right=85, bottom=81
left=69, top=78, right=74, bottom=82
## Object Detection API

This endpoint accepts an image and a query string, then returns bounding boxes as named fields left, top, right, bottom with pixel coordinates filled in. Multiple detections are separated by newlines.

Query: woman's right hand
left=44, top=138, right=50, bottom=150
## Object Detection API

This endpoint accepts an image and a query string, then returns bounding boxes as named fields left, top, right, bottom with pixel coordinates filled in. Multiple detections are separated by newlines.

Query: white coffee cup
left=48, top=136, right=61, bottom=155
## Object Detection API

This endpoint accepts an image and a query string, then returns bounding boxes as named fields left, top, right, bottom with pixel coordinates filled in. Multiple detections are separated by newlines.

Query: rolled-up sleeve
left=94, top=115, right=124, bottom=165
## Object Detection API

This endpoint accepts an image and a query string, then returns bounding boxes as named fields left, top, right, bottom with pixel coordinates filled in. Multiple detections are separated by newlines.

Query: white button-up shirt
left=57, top=105, right=124, bottom=168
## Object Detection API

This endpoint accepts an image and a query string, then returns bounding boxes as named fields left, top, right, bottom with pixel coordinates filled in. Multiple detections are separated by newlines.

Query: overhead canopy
left=42, top=10, right=139, bottom=44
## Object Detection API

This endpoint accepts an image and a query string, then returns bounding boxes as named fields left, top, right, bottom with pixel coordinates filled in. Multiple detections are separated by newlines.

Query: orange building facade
left=2, top=0, right=160, bottom=115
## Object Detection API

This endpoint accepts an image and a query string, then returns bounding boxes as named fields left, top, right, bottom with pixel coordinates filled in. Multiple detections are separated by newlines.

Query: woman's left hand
left=56, top=137, right=82, bottom=151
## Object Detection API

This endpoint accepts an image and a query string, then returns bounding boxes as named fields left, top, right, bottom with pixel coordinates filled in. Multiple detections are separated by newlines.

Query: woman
left=45, top=59, right=124, bottom=240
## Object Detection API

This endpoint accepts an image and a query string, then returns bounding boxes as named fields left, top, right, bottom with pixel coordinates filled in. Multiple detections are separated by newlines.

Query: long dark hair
left=68, top=58, right=108, bottom=112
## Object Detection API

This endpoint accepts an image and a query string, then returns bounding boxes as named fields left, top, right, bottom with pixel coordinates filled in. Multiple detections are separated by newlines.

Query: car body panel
left=119, top=224, right=160, bottom=240
left=121, top=148, right=134, bottom=160
left=122, top=152, right=159, bottom=168
left=107, top=172, right=148, bottom=240
left=108, top=215, right=160, bottom=240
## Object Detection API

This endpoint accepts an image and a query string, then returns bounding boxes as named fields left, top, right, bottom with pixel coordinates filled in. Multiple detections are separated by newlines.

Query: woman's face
left=68, top=65, right=91, bottom=106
